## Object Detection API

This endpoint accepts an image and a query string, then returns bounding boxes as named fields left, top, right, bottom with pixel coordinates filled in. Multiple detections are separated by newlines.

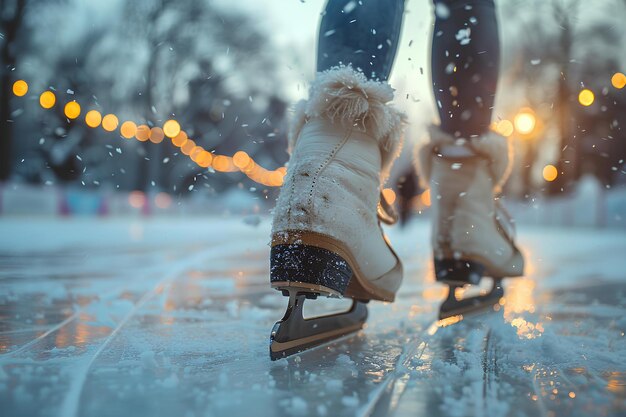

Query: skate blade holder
left=438, top=278, right=504, bottom=320
left=271, top=281, right=342, bottom=299
left=269, top=286, right=368, bottom=361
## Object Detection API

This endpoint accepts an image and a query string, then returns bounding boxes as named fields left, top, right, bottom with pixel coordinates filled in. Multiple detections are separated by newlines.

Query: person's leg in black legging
left=317, top=0, right=405, bottom=81
left=431, top=0, right=500, bottom=138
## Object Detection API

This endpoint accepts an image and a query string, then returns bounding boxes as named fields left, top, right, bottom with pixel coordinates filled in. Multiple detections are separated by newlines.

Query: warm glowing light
left=135, top=125, right=150, bottom=142
left=120, top=121, right=137, bottom=139
left=128, top=191, right=146, bottom=208
left=233, top=151, right=251, bottom=169
left=510, top=317, right=544, bottom=339
left=436, top=315, right=463, bottom=329
left=196, top=151, right=213, bottom=168
left=12, top=80, right=28, bottom=96
left=149, top=127, right=164, bottom=144
left=171, top=131, right=188, bottom=147
left=155, top=192, right=172, bottom=209
left=163, top=119, right=181, bottom=138
left=18, top=80, right=291, bottom=188
left=275, top=169, right=286, bottom=185
left=514, top=109, right=536, bottom=135
left=102, top=114, right=119, bottom=131
left=612, top=72, right=626, bottom=89
left=240, top=155, right=259, bottom=173
left=11, top=78, right=288, bottom=189
left=181, top=139, right=196, bottom=155
left=420, top=189, right=431, bottom=207
left=382, top=188, right=396, bottom=205
left=568, top=392, right=576, bottom=399
left=268, top=170, right=284, bottom=186
left=543, top=164, right=558, bottom=182
left=190, top=146, right=204, bottom=162
left=39, top=91, right=56, bottom=109
left=496, top=119, right=514, bottom=137
left=64, top=101, right=81, bottom=119
left=213, top=155, right=233, bottom=172
left=578, top=89, right=594, bottom=106
left=85, top=110, right=102, bottom=128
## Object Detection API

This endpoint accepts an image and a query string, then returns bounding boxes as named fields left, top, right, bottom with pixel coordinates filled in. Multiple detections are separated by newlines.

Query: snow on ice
left=0, top=217, right=624, bottom=417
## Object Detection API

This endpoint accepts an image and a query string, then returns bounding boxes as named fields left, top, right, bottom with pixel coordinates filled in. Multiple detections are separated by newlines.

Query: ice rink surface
left=0, top=217, right=624, bottom=417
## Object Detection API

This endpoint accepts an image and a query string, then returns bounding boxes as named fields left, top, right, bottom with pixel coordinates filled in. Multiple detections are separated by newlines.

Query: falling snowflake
left=455, top=28, right=471, bottom=45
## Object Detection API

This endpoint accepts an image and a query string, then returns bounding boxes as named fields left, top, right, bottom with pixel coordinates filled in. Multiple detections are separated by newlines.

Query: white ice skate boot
left=416, top=125, right=524, bottom=318
left=269, top=67, right=406, bottom=359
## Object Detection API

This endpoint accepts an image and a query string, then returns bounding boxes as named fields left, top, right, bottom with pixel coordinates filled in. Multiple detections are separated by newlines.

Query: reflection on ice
left=0, top=219, right=625, bottom=417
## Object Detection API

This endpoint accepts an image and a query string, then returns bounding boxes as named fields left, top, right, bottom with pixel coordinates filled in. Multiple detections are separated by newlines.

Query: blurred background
left=1, top=0, right=625, bottom=227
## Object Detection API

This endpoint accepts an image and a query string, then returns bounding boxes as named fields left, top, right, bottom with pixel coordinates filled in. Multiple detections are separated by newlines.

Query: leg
left=431, top=0, right=500, bottom=138
left=269, top=0, right=407, bottom=359
left=420, top=1, right=524, bottom=319
left=318, top=0, right=405, bottom=80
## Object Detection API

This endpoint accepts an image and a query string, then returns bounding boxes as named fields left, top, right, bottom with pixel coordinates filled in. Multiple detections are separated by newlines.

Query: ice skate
left=269, top=67, right=406, bottom=360
left=416, top=125, right=524, bottom=320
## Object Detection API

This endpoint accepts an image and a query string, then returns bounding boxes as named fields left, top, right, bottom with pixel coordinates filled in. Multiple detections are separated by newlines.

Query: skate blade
left=270, top=292, right=367, bottom=361
left=438, top=280, right=504, bottom=320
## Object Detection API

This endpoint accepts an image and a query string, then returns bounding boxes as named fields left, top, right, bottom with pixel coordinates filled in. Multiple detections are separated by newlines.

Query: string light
left=64, top=101, right=81, bottom=119
left=13, top=80, right=291, bottom=188
left=85, top=110, right=102, bottom=128
left=233, top=151, right=251, bottom=169
left=12, top=80, right=28, bottom=96
left=190, top=146, right=204, bottom=162
left=120, top=121, right=137, bottom=139
left=149, top=127, right=164, bottom=144
left=135, top=125, right=150, bottom=142
left=163, top=119, right=181, bottom=138
left=171, top=130, right=188, bottom=147
left=181, top=139, right=196, bottom=155
left=102, top=114, right=119, bottom=131
left=39, top=91, right=56, bottom=109
left=196, top=151, right=213, bottom=168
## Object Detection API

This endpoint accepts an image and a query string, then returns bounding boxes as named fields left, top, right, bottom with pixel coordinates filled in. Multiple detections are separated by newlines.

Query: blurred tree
left=502, top=0, right=625, bottom=195
left=10, top=0, right=290, bottom=194
left=0, top=0, right=27, bottom=181
left=119, top=0, right=286, bottom=193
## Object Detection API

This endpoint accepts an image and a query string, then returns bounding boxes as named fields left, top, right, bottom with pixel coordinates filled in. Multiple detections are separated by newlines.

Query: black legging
left=317, top=0, right=500, bottom=139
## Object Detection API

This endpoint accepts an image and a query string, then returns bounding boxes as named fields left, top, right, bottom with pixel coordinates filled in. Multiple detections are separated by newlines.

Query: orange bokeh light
left=543, top=164, right=558, bottom=182
left=149, top=127, right=164, bottom=144
left=171, top=131, right=188, bottom=147
left=12, top=80, right=28, bottom=96
left=39, top=91, right=56, bottom=109
left=85, top=110, right=102, bottom=128
left=102, top=114, right=119, bottom=132
left=135, top=125, right=150, bottom=142
left=181, top=139, right=196, bottom=155
left=120, top=121, right=137, bottom=139
left=128, top=191, right=146, bottom=208
left=64, top=101, right=81, bottom=119
left=163, top=119, right=181, bottom=138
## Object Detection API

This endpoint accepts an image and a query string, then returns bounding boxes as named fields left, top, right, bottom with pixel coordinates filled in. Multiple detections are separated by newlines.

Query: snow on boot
left=416, top=125, right=524, bottom=319
left=269, top=66, right=406, bottom=359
